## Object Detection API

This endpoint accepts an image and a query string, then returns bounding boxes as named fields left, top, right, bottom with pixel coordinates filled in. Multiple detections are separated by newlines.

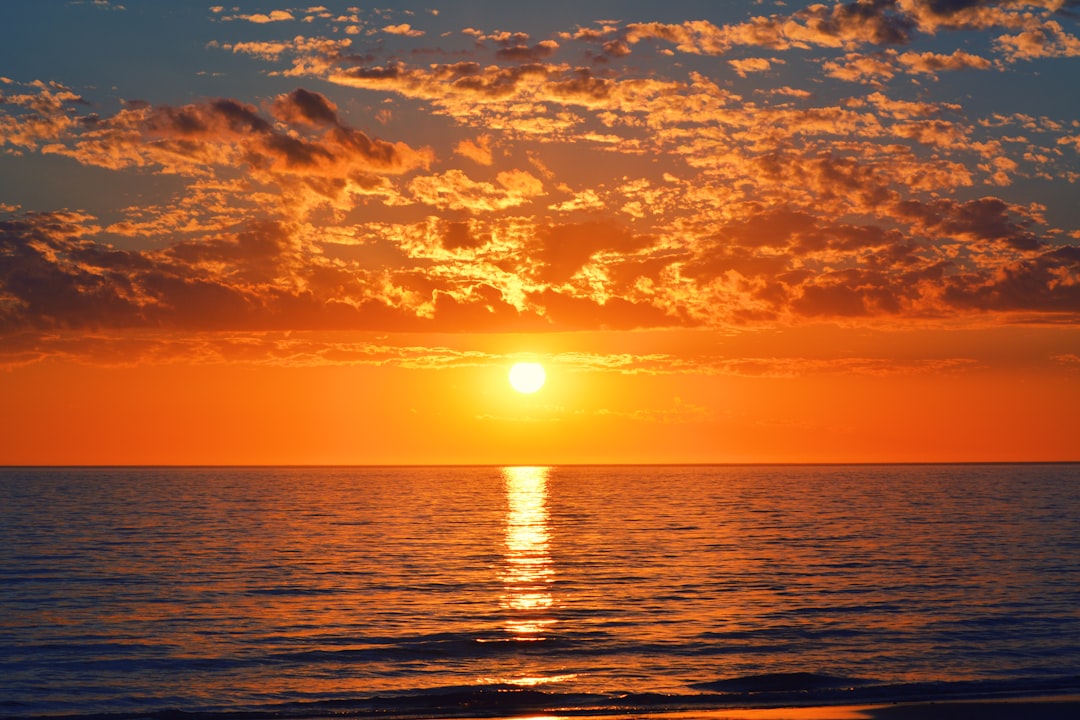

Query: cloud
left=995, top=19, right=1080, bottom=60
left=226, top=10, right=296, bottom=24
left=0, top=211, right=439, bottom=335
left=2, top=198, right=1078, bottom=343
left=216, top=40, right=293, bottom=61
left=383, top=23, right=424, bottom=37
left=526, top=221, right=654, bottom=284
left=729, top=57, right=782, bottom=77
left=455, top=134, right=494, bottom=165
left=0, top=80, right=86, bottom=151
left=5, top=6, right=1080, bottom=354
left=271, top=87, right=341, bottom=126
left=408, top=168, right=544, bottom=212
left=897, top=0, right=1067, bottom=33
left=823, top=51, right=899, bottom=83
left=943, top=245, right=1080, bottom=312
left=897, top=48, right=993, bottom=74
left=619, top=1, right=1076, bottom=62
left=625, top=2, right=917, bottom=56
left=216, top=35, right=352, bottom=65
left=823, top=45, right=993, bottom=84
left=0, top=324, right=996, bottom=380
left=4, top=87, right=433, bottom=203
left=84, top=0, right=126, bottom=10
left=624, top=20, right=736, bottom=55
left=549, top=189, right=606, bottom=213
left=526, top=287, right=677, bottom=330
left=896, top=196, right=1043, bottom=250
left=496, top=40, right=560, bottom=62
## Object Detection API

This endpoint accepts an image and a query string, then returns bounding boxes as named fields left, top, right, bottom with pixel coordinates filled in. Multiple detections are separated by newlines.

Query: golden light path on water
left=494, top=466, right=577, bottom=688
left=503, top=466, right=555, bottom=634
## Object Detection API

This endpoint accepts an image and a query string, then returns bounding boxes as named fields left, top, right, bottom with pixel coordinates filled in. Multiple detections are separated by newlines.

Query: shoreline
left=439, top=695, right=1080, bottom=720
left=9, top=693, right=1080, bottom=720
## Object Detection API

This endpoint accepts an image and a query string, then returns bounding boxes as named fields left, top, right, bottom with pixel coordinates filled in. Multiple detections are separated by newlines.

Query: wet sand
left=447, top=695, right=1080, bottom=720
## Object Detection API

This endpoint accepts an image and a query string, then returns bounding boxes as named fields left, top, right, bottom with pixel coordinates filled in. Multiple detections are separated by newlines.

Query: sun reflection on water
left=501, top=466, right=556, bottom=640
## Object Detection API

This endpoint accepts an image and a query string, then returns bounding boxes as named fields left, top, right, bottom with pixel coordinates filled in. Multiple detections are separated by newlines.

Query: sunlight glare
left=508, top=362, right=546, bottom=394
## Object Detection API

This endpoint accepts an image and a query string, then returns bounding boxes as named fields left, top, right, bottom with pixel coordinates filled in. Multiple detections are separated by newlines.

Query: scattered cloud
left=729, top=57, right=782, bottom=77
left=995, top=19, right=1080, bottom=61
left=455, top=134, right=494, bottom=165
left=383, top=23, right=424, bottom=37
left=225, top=10, right=296, bottom=24
left=2, top=3, right=1079, bottom=359
left=897, top=49, right=993, bottom=75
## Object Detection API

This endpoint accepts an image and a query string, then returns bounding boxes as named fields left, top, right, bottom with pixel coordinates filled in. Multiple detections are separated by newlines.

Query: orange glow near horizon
left=1, top=326, right=1077, bottom=465
left=1, top=3, right=1079, bottom=465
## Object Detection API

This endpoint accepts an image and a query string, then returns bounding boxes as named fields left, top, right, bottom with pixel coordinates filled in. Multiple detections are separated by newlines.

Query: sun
left=508, top=362, right=546, bottom=394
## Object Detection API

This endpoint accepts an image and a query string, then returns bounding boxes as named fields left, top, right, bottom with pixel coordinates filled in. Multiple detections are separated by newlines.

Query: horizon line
left=3, top=460, right=1078, bottom=470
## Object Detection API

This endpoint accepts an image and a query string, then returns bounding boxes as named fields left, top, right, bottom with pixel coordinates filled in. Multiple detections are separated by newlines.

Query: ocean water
left=1, top=464, right=1079, bottom=719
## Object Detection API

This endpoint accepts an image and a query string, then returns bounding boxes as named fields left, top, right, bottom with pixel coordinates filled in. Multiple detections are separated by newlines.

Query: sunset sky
left=2, top=0, right=1078, bottom=465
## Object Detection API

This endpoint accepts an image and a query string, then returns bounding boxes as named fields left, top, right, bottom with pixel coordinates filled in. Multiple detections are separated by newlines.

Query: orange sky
left=2, top=324, right=1077, bottom=464
left=1, top=1, right=1079, bottom=464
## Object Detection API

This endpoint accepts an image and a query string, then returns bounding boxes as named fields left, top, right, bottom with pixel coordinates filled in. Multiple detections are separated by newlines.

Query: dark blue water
left=2, top=464, right=1079, bottom=718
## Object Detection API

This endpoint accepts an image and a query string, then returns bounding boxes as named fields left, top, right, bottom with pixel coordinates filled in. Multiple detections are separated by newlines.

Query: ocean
left=2, top=464, right=1079, bottom=719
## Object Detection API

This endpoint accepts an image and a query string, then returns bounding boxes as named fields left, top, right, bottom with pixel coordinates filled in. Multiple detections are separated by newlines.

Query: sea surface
left=2, top=464, right=1079, bottom=719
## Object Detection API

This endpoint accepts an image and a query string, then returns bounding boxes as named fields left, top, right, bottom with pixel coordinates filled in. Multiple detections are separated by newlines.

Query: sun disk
left=508, top=362, right=546, bottom=394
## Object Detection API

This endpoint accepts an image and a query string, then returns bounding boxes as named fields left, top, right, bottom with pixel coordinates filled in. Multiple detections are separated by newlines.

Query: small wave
left=688, top=672, right=1080, bottom=705
left=689, top=671, right=873, bottom=693
left=10, top=676, right=1080, bottom=720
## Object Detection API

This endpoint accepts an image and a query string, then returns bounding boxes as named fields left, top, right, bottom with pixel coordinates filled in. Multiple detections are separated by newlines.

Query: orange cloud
left=822, top=51, right=899, bottom=83
left=455, top=134, right=494, bottom=165
left=995, top=19, right=1080, bottom=61
left=226, top=10, right=296, bottom=24
left=897, top=48, right=993, bottom=74
left=408, top=168, right=544, bottom=212
left=7, top=89, right=432, bottom=213
left=728, top=57, right=782, bottom=77
left=383, top=23, right=424, bottom=37
left=897, top=0, right=1063, bottom=33
left=4, top=5, right=1080, bottom=346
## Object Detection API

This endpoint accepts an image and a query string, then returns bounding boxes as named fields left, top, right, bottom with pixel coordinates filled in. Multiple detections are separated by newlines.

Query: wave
left=689, top=671, right=876, bottom=692
left=6, top=674, right=1080, bottom=720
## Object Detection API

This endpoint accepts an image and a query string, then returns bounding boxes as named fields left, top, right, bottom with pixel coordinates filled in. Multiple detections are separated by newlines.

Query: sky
left=1, top=0, right=1079, bottom=465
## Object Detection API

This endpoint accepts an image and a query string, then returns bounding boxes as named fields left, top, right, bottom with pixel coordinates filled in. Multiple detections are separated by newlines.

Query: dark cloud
left=530, top=221, right=650, bottom=283
left=794, top=279, right=877, bottom=317
left=924, top=0, right=992, bottom=16
left=448, top=63, right=551, bottom=98
left=263, top=133, right=336, bottom=169
left=272, top=88, right=341, bottom=127
left=1, top=212, right=665, bottom=335
left=682, top=245, right=790, bottom=282
left=3, top=206, right=1078, bottom=337
left=0, top=214, right=150, bottom=332
left=793, top=224, right=904, bottom=254
left=146, top=99, right=274, bottom=138
left=440, top=220, right=488, bottom=250
left=548, top=69, right=616, bottom=103
left=209, top=98, right=273, bottom=134
left=0, top=213, right=403, bottom=333
left=47, top=90, right=433, bottom=178
left=944, top=245, right=1080, bottom=311
left=716, top=208, right=818, bottom=248
left=526, top=288, right=677, bottom=330
left=430, top=288, right=547, bottom=332
left=601, top=39, right=632, bottom=58
left=814, top=0, right=917, bottom=45
left=495, top=42, right=559, bottom=62
left=898, top=197, right=1042, bottom=250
